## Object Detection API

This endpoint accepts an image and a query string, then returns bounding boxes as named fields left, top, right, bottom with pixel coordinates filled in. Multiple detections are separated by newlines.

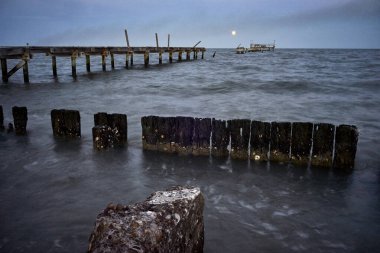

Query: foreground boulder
left=88, top=186, right=204, bottom=253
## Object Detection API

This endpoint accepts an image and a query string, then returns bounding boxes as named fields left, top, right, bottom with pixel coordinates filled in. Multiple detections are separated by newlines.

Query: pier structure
left=0, top=34, right=205, bottom=83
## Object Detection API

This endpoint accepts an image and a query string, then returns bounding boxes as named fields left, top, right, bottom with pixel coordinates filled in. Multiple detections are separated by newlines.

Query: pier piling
left=291, top=122, right=313, bottom=165
left=12, top=106, right=28, bottom=135
left=250, top=121, right=271, bottom=161
left=311, top=123, right=334, bottom=167
left=334, top=125, right=359, bottom=170
left=270, top=122, right=291, bottom=162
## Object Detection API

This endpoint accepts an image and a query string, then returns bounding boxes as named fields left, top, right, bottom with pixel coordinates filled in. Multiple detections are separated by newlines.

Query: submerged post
left=52, top=56, right=57, bottom=77
left=86, top=54, right=91, bottom=72
left=1, top=58, right=8, bottom=83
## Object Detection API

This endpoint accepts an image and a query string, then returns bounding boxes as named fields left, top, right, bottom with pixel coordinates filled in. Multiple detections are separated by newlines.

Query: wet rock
left=88, top=186, right=204, bottom=253
left=51, top=109, right=81, bottom=138
left=0, top=105, right=4, bottom=131
left=12, top=106, right=28, bottom=135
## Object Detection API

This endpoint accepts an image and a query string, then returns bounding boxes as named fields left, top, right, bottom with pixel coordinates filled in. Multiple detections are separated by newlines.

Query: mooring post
left=186, top=51, right=190, bottom=61
left=169, top=51, right=173, bottom=63
left=52, top=56, right=57, bottom=77
left=159, top=51, right=162, bottom=64
left=144, top=51, right=149, bottom=68
left=71, top=56, right=77, bottom=79
left=111, top=53, right=115, bottom=69
left=86, top=54, right=91, bottom=72
left=1, top=58, right=8, bottom=83
left=178, top=51, right=182, bottom=61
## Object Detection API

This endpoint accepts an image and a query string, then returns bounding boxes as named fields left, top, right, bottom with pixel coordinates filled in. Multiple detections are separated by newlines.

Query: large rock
left=88, top=186, right=204, bottom=253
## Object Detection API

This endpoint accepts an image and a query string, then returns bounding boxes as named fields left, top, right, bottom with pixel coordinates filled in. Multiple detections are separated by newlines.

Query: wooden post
left=186, top=51, right=190, bottom=61
left=71, top=56, right=77, bottom=78
left=229, top=119, right=251, bottom=159
left=52, top=56, right=57, bottom=77
left=178, top=51, right=182, bottom=61
left=211, top=119, right=230, bottom=157
left=102, top=54, right=106, bottom=71
left=270, top=122, right=291, bottom=162
left=311, top=123, right=334, bottom=167
left=86, top=54, right=91, bottom=72
left=159, top=51, right=162, bottom=64
left=174, top=116, right=194, bottom=155
left=141, top=116, right=159, bottom=151
left=250, top=121, right=271, bottom=161
left=290, top=122, right=313, bottom=166
left=334, top=125, right=358, bottom=170
left=23, top=60, right=29, bottom=83
left=169, top=51, right=173, bottom=63
left=12, top=106, right=28, bottom=135
left=1, top=58, right=8, bottom=83
left=111, top=53, right=115, bottom=69
left=157, top=117, right=176, bottom=153
left=144, top=51, right=149, bottom=68
left=192, top=118, right=212, bottom=156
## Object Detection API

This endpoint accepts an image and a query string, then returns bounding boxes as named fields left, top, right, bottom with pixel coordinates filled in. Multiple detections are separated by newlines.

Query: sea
left=0, top=48, right=379, bottom=252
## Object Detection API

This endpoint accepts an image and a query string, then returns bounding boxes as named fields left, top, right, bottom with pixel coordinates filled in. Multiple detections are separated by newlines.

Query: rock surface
left=88, top=186, right=204, bottom=253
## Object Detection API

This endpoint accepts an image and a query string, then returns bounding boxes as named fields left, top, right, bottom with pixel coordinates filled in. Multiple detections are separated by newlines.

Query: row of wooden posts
left=0, top=106, right=358, bottom=170
left=141, top=116, right=359, bottom=170
left=0, top=31, right=206, bottom=83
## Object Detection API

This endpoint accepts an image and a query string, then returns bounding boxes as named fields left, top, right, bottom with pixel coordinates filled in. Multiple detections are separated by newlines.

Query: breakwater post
left=141, top=116, right=359, bottom=170
left=12, top=106, right=28, bottom=135
left=51, top=109, right=81, bottom=138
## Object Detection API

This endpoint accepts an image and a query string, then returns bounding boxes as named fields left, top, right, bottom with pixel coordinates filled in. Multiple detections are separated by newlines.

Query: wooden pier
left=0, top=42, right=206, bottom=83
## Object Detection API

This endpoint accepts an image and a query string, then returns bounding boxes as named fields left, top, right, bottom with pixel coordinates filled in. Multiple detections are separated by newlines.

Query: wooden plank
left=270, top=122, right=291, bottom=162
left=290, top=122, right=313, bottom=165
left=157, top=117, right=176, bottom=153
left=311, top=123, right=334, bottom=167
left=174, top=116, right=194, bottom=155
left=12, top=106, right=28, bottom=135
left=211, top=119, right=230, bottom=157
left=141, top=116, right=159, bottom=151
left=229, top=119, right=251, bottom=159
left=334, top=125, right=359, bottom=170
left=192, top=118, right=212, bottom=156
left=250, top=121, right=271, bottom=161
left=1, top=58, right=8, bottom=82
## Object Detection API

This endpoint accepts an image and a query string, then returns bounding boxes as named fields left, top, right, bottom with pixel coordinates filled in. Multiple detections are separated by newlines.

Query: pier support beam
left=52, top=56, right=57, bottom=77
left=86, top=55, right=91, bottom=72
left=144, top=51, right=149, bottom=68
left=111, top=53, right=115, bottom=69
left=1, top=58, right=8, bottom=83
left=169, top=51, right=173, bottom=63
left=71, top=56, right=77, bottom=79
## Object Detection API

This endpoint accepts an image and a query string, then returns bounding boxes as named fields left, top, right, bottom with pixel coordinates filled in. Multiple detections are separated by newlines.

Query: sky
left=0, top=0, right=379, bottom=48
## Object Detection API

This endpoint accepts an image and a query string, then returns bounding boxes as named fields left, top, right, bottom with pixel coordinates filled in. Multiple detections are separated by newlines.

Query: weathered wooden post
left=178, top=51, right=182, bottom=61
left=270, top=122, right=291, bottom=162
left=250, top=121, right=271, bottom=161
left=1, top=58, right=8, bottom=83
left=12, top=106, right=28, bottom=135
left=157, top=117, right=176, bottom=153
left=192, top=118, right=212, bottom=156
left=334, top=125, right=359, bottom=170
left=229, top=119, right=251, bottom=159
left=174, top=117, right=194, bottom=155
left=169, top=51, right=173, bottom=63
left=0, top=105, right=5, bottom=131
left=144, top=51, right=149, bottom=68
left=51, top=109, right=81, bottom=138
left=311, top=123, right=335, bottom=167
left=71, top=56, right=77, bottom=79
left=86, top=54, right=91, bottom=72
left=110, top=53, right=115, bottom=69
left=290, top=122, right=313, bottom=165
left=186, top=51, right=190, bottom=61
left=211, top=119, right=230, bottom=157
left=52, top=56, right=57, bottom=77
left=141, top=116, right=159, bottom=151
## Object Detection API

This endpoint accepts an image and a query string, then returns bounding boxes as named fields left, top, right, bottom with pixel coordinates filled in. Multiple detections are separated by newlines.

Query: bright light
left=231, top=30, right=237, bottom=36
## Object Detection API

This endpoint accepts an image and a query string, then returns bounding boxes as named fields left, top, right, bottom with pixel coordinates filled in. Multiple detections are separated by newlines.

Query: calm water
left=1, top=49, right=380, bottom=252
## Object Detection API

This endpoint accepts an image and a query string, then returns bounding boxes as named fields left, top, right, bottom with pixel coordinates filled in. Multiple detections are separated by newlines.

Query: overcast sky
left=0, top=0, right=379, bottom=48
